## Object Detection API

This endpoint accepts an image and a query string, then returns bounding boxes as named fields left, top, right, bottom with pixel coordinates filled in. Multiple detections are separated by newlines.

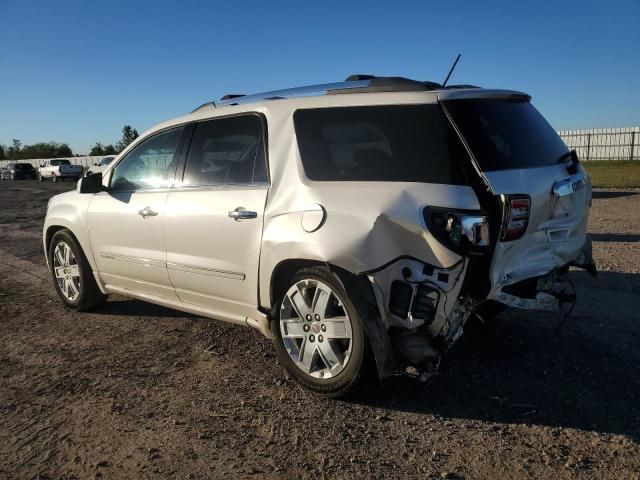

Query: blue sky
left=0, top=0, right=638, bottom=154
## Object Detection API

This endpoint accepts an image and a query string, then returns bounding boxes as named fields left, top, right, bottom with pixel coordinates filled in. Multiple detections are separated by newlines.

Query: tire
left=52, top=175, right=58, bottom=183
left=38, top=173, right=43, bottom=181
left=48, top=229, right=106, bottom=311
left=271, top=266, right=371, bottom=398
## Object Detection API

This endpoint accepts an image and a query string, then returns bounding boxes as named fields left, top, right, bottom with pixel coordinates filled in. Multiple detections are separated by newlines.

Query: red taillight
left=501, top=195, right=530, bottom=241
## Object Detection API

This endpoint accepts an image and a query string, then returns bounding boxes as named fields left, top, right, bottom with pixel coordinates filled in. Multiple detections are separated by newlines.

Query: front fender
left=43, top=193, right=97, bottom=272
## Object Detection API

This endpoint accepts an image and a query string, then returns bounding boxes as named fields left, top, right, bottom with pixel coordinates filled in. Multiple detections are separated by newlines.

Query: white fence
left=1, top=126, right=639, bottom=169
left=558, top=127, right=639, bottom=161
left=0, top=156, right=105, bottom=170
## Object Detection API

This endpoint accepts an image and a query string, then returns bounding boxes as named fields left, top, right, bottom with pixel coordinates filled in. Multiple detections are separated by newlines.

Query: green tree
left=117, top=125, right=139, bottom=152
left=103, top=144, right=117, bottom=155
left=7, top=139, right=22, bottom=159
left=90, top=142, right=118, bottom=156
left=90, top=142, right=105, bottom=156
left=3, top=140, right=73, bottom=160
left=0, top=144, right=5, bottom=160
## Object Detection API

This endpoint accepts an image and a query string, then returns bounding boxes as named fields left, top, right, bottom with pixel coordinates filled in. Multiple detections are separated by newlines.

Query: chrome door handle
left=138, top=206, right=158, bottom=218
left=228, top=207, right=257, bottom=221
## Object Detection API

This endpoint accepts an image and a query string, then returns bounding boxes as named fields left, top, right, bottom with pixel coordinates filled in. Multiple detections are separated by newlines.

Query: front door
left=164, top=114, right=269, bottom=316
left=87, top=125, right=187, bottom=299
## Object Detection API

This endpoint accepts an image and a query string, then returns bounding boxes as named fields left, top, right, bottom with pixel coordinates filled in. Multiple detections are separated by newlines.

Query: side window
left=294, top=105, right=467, bottom=184
left=111, top=126, right=185, bottom=191
left=181, top=115, right=267, bottom=187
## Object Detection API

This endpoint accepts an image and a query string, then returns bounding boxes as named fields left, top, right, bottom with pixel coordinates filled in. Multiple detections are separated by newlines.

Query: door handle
left=138, top=206, right=159, bottom=218
left=228, top=207, right=257, bottom=221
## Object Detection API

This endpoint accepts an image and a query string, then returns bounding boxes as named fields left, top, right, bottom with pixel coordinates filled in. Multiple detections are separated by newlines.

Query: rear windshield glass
left=50, top=159, right=71, bottom=166
left=443, top=99, right=568, bottom=171
left=15, top=163, right=33, bottom=169
left=294, top=105, right=467, bottom=184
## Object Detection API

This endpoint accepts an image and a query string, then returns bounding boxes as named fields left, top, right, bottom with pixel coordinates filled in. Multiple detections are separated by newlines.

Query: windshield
left=100, top=157, right=115, bottom=166
left=294, top=104, right=467, bottom=184
left=50, top=159, right=71, bottom=166
left=443, top=98, right=568, bottom=171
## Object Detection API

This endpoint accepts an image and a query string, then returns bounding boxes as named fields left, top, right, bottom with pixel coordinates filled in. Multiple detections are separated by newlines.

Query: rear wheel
left=271, top=267, right=371, bottom=398
left=49, top=229, right=106, bottom=311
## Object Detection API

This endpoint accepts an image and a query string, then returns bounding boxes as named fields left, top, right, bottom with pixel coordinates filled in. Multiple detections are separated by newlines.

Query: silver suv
left=43, top=76, right=595, bottom=397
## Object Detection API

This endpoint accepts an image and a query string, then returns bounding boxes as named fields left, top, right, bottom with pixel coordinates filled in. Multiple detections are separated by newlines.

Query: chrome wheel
left=52, top=241, right=81, bottom=302
left=280, top=279, right=353, bottom=379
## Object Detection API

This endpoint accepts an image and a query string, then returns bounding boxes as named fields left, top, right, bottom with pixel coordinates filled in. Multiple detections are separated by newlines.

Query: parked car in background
left=42, top=75, right=596, bottom=397
left=38, top=159, right=83, bottom=182
left=85, top=155, right=116, bottom=176
left=1, top=162, right=38, bottom=180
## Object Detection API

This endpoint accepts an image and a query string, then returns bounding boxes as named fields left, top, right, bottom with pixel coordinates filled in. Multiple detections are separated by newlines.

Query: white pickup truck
left=38, top=159, right=83, bottom=182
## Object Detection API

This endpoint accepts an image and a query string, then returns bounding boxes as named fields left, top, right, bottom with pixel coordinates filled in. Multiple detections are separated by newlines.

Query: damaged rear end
left=361, top=92, right=595, bottom=377
left=441, top=91, right=596, bottom=313
left=288, top=92, right=595, bottom=379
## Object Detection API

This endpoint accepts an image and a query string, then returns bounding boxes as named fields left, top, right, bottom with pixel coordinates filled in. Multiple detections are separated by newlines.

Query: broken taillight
left=501, top=195, right=530, bottom=241
left=424, top=207, right=489, bottom=254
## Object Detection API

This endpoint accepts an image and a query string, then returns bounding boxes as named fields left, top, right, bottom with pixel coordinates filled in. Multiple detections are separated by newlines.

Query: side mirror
left=79, top=172, right=104, bottom=194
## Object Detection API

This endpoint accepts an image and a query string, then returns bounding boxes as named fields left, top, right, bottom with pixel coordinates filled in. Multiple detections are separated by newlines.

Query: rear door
left=164, top=114, right=269, bottom=318
left=441, top=94, right=591, bottom=293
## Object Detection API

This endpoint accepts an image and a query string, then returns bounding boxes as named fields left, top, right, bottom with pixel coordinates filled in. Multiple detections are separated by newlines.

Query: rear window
left=15, top=163, right=33, bottom=169
left=294, top=105, right=467, bottom=184
left=443, top=98, right=568, bottom=171
left=50, top=159, right=71, bottom=166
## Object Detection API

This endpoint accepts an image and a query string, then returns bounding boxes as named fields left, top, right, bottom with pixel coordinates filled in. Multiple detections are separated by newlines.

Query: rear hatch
left=440, top=92, right=592, bottom=301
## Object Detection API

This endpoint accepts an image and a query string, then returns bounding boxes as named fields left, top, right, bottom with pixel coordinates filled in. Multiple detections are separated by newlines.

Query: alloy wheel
left=52, top=241, right=81, bottom=302
left=280, top=279, right=353, bottom=379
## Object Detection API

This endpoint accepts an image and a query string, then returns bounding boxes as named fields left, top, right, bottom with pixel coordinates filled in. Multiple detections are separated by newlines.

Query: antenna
left=442, top=53, right=461, bottom=87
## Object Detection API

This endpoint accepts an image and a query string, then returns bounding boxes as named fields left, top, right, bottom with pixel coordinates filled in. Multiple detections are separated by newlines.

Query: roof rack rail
left=220, top=94, right=245, bottom=100
left=192, top=75, right=470, bottom=112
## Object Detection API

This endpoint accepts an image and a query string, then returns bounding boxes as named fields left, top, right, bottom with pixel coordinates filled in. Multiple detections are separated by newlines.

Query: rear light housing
left=501, top=195, right=530, bottom=241
left=424, top=207, right=490, bottom=255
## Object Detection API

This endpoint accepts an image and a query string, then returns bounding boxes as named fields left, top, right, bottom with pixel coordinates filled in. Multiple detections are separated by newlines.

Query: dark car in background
left=0, top=162, right=38, bottom=180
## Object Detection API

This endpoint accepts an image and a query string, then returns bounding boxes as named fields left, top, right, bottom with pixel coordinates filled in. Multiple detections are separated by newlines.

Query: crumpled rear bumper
left=488, top=236, right=596, bottom=311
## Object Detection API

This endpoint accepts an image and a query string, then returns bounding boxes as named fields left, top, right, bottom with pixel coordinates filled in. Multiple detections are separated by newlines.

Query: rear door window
left=293, top=105, right=468, bottom=184
left=181, top=114, right=267, bottom=187
left=443, top=98, right=568, bottom=171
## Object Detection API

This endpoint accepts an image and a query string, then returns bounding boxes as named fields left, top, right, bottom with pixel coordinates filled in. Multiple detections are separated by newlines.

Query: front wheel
left=271, top=267, right=371, bottom=398
left=49, top=229, right=106, bottom=311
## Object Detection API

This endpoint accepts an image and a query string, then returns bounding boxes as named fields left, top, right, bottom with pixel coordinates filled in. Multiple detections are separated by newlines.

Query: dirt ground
left=0, top=180, right=638, bottom=480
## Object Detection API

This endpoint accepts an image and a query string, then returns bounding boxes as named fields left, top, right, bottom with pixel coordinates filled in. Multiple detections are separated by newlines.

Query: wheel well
left=269, top=258, right=395, bottom=379
left=269, top=259, right=325, bottom=314
left=44, top=226, right=71, bottom=261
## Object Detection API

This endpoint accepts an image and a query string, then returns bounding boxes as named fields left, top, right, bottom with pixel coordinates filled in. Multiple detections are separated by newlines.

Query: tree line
left=0, top=125, right=139, bottom=160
